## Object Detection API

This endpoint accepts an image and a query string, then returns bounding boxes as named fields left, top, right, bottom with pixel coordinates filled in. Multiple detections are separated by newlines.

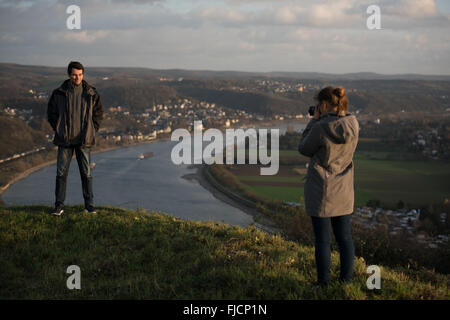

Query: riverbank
left=181, top=165, right=282, bottom=236
left=1, top=136, right=266, bottom=231
left=0, top=138, right=168, bottom=198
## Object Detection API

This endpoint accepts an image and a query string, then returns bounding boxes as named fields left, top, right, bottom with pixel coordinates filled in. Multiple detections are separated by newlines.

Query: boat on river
left=139, top=152, right=153, bottom=160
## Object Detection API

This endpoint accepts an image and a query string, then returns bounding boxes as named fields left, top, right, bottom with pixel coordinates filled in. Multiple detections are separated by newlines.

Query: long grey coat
left=298, top=112, right=359, bottom=218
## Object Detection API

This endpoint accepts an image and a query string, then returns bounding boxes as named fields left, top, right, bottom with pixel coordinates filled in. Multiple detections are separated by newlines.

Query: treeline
left=359, top=117, right=450, bottom=160
left=417, top=203, right=450, bottom=237
left=279, top=131, right=302, bottom=150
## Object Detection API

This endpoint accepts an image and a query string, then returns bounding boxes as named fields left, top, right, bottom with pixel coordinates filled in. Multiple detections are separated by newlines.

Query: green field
left=233, top=147, right=450, bottom=208
left=242, top=185, right=305, bottom=203
left=279, top=150, right=300, bottom=157
left=353, top=153, right=450, bottom=207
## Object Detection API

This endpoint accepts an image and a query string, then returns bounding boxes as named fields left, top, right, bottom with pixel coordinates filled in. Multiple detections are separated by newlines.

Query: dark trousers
left=55, top=145, right=93, bottom=208
left=311, top=214, right=354, bottom=285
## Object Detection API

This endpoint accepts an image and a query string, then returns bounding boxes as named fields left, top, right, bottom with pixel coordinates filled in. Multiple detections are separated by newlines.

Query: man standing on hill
left=47, top=61, right=104, bottom=216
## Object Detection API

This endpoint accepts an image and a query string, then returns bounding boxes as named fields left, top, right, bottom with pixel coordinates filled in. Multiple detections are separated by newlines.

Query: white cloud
left=0, top=0, right=449, bottom=74
left=0, top=33, right=24, bottom=44
left=273, top=6, right=298, bottom=24
left=197, top=7, right=246, bottom=23
left=49, top=30, right=111, bottom=44
left=384, top=0, right=438, bottom=18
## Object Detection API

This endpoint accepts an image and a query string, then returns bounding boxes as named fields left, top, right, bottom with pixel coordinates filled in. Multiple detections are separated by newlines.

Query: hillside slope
left=0, top=206, right=448, bottom=299
left=2, top=63, right=450, bottom=117
left=0, top=115, right=48, bottom=158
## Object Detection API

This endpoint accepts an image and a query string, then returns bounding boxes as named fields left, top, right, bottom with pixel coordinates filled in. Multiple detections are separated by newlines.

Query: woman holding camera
left=298, top=86, right=359, bottom=287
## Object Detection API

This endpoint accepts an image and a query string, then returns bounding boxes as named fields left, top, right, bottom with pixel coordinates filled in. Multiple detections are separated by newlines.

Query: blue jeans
left=55, top=145, right=93, bottom=208
left=311, top=214, right=354, bottom=285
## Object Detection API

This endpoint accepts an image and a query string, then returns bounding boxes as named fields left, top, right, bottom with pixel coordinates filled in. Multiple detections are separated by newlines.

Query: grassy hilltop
left=0, top=205, right=448, bottom=299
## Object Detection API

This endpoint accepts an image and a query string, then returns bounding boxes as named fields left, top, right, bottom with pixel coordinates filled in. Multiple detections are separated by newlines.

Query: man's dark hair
left=67, top=61, right=84, bottom=75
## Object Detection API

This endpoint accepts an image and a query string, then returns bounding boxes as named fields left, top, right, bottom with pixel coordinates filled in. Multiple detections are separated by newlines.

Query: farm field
left=227, top=146, right=450, bottom=208
left=227, top=164, right=306, bottom=204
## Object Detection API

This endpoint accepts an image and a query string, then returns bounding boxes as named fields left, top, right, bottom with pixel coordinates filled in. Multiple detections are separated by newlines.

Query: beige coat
left=298, top=112, right=359, bottom=218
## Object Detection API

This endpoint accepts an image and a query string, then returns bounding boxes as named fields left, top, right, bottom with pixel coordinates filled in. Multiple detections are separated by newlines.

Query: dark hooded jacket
left=298, top=112, right=359, bottom=218
left=47, top=79, right=103, bottom=147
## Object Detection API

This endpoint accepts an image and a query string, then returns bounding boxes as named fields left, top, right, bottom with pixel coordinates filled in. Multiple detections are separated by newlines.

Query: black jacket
left=47, top=79, right=104, bottom=147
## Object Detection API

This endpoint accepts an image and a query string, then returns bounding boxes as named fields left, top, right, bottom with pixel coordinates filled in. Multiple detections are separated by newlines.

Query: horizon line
left=1, top=61, right=450, bottom=78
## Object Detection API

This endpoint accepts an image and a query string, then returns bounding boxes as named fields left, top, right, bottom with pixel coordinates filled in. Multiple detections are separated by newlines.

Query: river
left=2, top=121, right=307, bottom=227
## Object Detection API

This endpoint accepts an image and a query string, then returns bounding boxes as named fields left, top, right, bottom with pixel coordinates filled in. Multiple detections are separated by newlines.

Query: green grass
left=279, top=150, right=301, bottom=157
left=354, top=154, right=450, bottom=207
left=0, top=205, right=448, bottom=299
left=354, top=189, right=375, bottom=207
left=241, top=185, right=305, bottom=203
left=240, top=183, right=384, bottom=208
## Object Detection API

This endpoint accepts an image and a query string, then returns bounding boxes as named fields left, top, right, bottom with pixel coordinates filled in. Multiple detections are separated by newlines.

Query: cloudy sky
left=1, top=0, right=449, bottom=75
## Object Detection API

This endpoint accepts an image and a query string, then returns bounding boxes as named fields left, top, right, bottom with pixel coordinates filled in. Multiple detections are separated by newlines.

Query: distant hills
left=2, top=62, right=450, bottom=81
left=1, top=62, right=449, bottom=117
left=263, top=71, right=450, bottom=81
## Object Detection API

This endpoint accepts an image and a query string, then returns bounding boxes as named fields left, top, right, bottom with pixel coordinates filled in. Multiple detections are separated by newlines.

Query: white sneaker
left=83, top=207, right=96, bottom=214
left=51, top=206, right=64, bottom=216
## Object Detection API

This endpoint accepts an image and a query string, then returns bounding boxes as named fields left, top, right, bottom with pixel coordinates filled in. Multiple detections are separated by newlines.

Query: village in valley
left=353, top=206, right=449, bottom=249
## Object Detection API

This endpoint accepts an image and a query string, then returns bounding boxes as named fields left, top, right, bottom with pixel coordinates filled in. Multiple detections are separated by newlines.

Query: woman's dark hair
left=67, top=61, right=84, bottom=75
left=315, top=86, right=348, bottom=116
